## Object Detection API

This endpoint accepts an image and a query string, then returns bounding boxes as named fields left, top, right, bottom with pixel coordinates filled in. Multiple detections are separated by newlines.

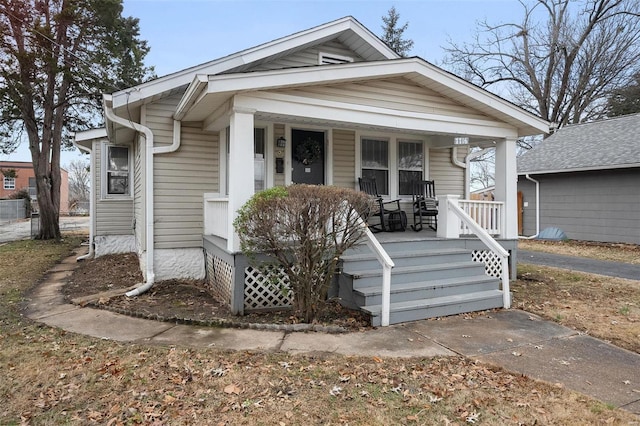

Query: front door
left=291, top=129, right=325, bottom=185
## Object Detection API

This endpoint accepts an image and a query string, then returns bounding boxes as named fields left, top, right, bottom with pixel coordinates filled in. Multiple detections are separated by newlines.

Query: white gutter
left=102, top=95, right=183, bottom=296
left=73, top=142, right=95, bottom=261
left=519, top=174, right=540, bottom=239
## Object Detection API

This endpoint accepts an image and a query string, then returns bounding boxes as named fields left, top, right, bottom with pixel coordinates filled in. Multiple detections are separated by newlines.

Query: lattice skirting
left=244, top=266, right=293, bottom=311
left=471, top=250, right=503, bottom=278
left=205, top=252, right=234, bottom=307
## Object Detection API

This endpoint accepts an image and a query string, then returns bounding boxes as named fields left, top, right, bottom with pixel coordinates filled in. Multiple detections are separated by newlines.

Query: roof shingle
left=517, top=113, right=640, bottom=174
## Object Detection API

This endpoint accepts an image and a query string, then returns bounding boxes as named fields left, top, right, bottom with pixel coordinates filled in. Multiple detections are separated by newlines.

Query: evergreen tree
left=381, top=6, right=414, bottom=57
left=607, top=72, right=640, bottom=117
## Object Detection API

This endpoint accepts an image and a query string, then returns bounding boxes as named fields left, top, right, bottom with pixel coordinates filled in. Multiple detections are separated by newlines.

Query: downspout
left=519, top=174, right=540, bottom=239
left=451, top=146, right=493, bottom=199
left=74, top=142, right=94, bottom=261
left=102, top=96, right=182, bottom=296
left=464, top=148, right=493, bottom=199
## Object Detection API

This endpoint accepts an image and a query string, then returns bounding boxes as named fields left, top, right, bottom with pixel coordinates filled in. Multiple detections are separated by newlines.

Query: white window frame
left=101, top=142, right=132, bottom=199
left=397, top=140, right=424, bottom=196
left=3, top=177, right=15, bottom=190
left=318, top=52, right=353, bottom=65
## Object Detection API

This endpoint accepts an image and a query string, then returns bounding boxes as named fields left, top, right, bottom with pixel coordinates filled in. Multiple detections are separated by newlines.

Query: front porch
left=202, top=195, right=516, bottom=326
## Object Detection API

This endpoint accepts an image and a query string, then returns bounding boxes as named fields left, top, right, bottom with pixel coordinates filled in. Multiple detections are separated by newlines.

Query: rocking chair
left=358, top=177, right=405, bottom=232
left=411, top=180, right=438, bottom=232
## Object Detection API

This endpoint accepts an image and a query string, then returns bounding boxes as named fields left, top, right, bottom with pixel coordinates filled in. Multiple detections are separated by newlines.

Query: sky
left=1, top=0, right=524, bottom=168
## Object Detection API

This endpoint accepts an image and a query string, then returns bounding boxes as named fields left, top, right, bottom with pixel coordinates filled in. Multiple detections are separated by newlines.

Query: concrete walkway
left=23, top=248, right=640, bottom=416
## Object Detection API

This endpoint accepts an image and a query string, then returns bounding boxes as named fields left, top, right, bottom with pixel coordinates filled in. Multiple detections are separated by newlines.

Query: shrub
left=234, top=184, right=372, bottom=322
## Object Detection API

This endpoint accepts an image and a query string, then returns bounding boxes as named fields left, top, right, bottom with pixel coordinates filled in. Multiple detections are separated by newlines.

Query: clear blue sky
left=2, top=0, right=522, bottom=167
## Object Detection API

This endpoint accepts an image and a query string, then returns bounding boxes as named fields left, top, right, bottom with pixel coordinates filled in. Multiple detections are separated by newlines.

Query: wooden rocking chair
left=411, top=180, right=438, bottom=232
left=358, top=178, right=405, bottom=232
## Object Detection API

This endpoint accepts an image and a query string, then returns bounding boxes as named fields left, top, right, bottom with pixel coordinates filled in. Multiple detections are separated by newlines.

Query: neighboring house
left=0, top=161, right=69, bottom=214
left=75, top=17, right=549, bottom=325
left=517, top=113, right=640, bottom=244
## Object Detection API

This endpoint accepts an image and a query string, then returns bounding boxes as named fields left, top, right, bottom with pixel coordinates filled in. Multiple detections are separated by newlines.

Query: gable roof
left=111, top=16, right=399, bottom=110
left=175, top=57, right=550, bottom=137
left=518, top=113, right=640, bottom=174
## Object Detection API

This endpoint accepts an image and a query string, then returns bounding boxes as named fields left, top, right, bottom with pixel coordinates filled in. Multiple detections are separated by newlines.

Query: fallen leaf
left=372, top=356, right=383, bottom=363
left=224, top=384, right=241, bottom=395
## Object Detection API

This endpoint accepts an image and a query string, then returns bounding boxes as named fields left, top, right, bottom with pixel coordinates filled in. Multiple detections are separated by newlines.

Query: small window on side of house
left=104, top=145, right=131, bottom=197
left=3, top=177, right=15, bottom=190
left=319, top=52, right=353, bottom=65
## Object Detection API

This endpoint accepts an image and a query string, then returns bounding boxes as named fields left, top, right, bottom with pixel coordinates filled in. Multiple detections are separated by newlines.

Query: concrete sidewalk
left=24, top=249, right=640, bottom=415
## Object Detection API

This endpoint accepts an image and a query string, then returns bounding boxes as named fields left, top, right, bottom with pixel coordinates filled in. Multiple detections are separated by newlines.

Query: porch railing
left=440, top=195, right=511, bottom=309
left=203, top=193, right=229, bottom=239
left=458, top=199, right=504, bottom=236
left=357, top=217, right=395, bottom=327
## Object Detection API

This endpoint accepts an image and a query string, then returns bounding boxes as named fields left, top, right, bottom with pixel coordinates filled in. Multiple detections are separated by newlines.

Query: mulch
left=62, top=253, right=372, bottom=333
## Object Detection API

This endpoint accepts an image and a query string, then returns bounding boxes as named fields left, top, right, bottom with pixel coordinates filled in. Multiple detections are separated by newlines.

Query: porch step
left=352, top=275, right=499, bottom=306
left=337, top=238, right=507, bottom=326
left=341, top=248, right=470, bottom=271
left=345, top=261, right=487, bottom=289
left=363, top=290, right=504, bottom=327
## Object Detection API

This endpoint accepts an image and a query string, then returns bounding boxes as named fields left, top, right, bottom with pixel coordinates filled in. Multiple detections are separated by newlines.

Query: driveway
left=519, top=250, right=640, bottom=281
left=0, top=216, right=89, bottom=244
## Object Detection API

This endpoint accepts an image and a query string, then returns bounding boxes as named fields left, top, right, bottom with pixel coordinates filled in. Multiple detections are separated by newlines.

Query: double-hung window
left=398, top=141, right=423, bottom=196
left=105, top=145, right=131, bottom=197
left=254, top=128, right=266, bottom=192
left=361, top=137, right=389, bottom=195
left=3, top=177, right=15, bottom=190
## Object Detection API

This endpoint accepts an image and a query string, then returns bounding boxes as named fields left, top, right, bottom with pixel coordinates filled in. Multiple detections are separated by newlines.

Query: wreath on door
left=294, top=137, right=322, bottom=165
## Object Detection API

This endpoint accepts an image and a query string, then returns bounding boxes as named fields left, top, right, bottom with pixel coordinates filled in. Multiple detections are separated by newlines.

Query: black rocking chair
left=411, top=180, right=438, bottom=232
left=358, top=177, right=405, bottom=232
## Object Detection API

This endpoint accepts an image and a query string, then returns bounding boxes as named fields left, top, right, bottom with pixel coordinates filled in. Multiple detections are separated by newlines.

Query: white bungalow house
left=74, top=17, right=550, bottom=326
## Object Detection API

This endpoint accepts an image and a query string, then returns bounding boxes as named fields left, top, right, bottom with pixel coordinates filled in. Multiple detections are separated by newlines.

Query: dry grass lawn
left=519, top=239, right=640, bottom=264
left=0, top=235, right=639, bottom=424
left=515, top=240, right=640, bottom=354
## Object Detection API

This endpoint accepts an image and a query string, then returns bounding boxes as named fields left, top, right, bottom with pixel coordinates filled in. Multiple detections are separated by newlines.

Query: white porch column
left=494, top=137, right=518, bottom=239
left=227, top=106, right=256, bottom=252
left=437, top=194, right=461, bottom=239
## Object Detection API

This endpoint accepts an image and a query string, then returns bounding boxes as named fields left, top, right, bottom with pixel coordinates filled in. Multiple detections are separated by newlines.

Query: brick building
left=0, top=161, right=69, bottom=214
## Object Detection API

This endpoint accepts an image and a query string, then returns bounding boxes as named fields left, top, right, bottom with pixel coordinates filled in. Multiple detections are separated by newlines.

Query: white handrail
left=356, top=216, right=394, bottom=326
left=447, top=201, right=511, bottom=308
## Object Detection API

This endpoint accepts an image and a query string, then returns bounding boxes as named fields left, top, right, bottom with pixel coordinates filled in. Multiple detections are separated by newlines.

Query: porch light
left=276, top=136, right=286, bottom=148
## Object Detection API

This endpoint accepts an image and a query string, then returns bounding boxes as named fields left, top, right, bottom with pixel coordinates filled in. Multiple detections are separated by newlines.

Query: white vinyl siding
left=250, top=40, right=363, bottom=71
left=145, top=95, right=218, bottom=249
left=93, top=140, right=134, bottom=236
left=278, top=77, right=493, bottom=121
left=332, top=129, right=356, bottom=189
left=428, top=147, right=467, bottom=196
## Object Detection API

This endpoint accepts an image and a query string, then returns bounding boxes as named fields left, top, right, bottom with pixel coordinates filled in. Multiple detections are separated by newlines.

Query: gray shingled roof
left=517, top=113, right=640, bottom=174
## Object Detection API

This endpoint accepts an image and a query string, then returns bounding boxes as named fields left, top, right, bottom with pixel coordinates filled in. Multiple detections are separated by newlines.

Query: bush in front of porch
left=234, top=184, right=372, bottom=323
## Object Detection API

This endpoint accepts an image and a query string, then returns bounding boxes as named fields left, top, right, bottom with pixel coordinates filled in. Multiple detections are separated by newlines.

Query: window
left=3, top=177, right=15, bottom=190
left=361, top=138, right=389, bottom=195
left=398, top=141, right=423, bottom=195
left=28, top=177, right=37, bottom=199
left=105, top=145, right=130, bottom=196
